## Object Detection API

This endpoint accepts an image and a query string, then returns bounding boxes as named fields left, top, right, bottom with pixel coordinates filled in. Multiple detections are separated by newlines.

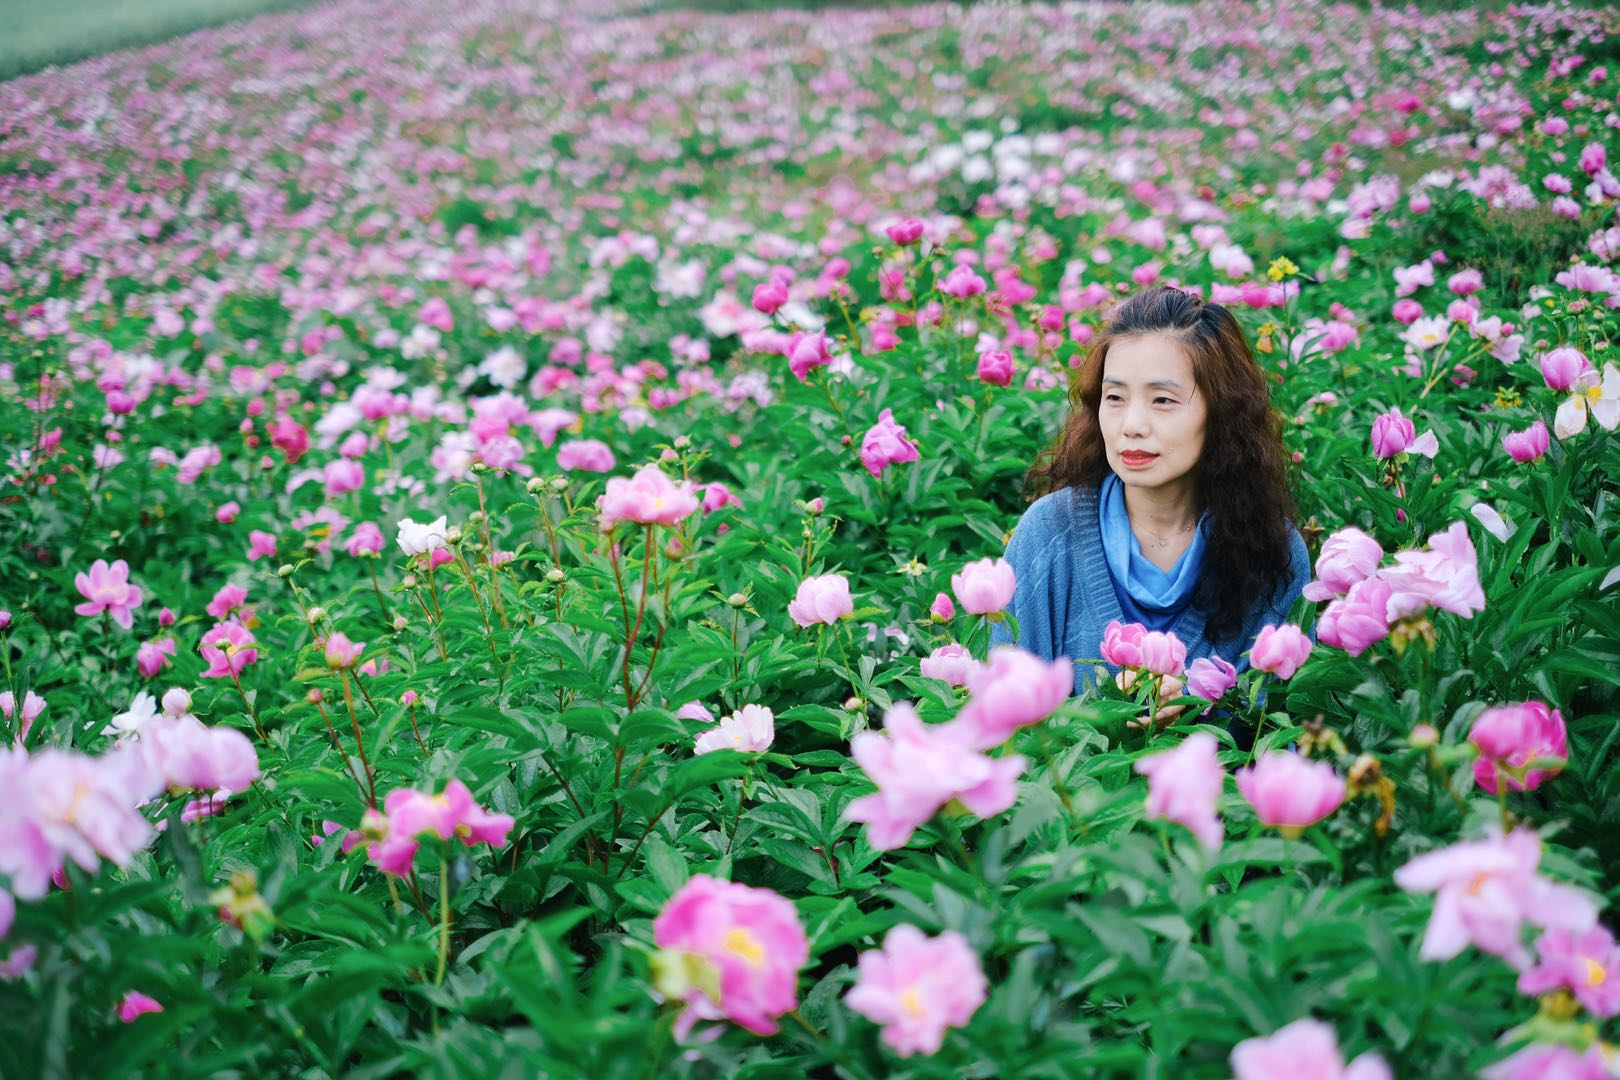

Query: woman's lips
left=1119, top=450, right=1159, bottom=467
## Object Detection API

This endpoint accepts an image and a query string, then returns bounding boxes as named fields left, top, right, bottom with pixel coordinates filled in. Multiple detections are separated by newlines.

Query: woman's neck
left=1121, top=479, right=1201, bottom=537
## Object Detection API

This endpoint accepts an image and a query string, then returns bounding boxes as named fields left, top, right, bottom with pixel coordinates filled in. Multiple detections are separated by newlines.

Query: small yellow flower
left=1267, top=256, right=1298, bottom=282
left=1493, top=387, right=1523, bottom=410
left=897, top=558, right=928, bottom=577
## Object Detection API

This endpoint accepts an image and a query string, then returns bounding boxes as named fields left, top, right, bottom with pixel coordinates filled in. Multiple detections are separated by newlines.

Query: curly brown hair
left=1027, top=286, right=1297, bottom=642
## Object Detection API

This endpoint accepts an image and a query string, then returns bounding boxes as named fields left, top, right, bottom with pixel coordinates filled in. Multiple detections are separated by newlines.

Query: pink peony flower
left=0, top=745, right=156, bottom=899
left=117, top=990, right=164, bottom=1023
left=676, top=701, right=715, bottom=726
left=785, top=329, right=832, bottom=382
left=418, top=296, right=454, bottom=331
left=954, top=646, right=1072, bottom=748
left=919, top=643, right=980, bottom=687
left=845, top=925, right=987, bottom=1056
left=699, top=482, right=743, bottom=514
left=938, top=264, right=986, bottom=298
left=787, top=573, right=853, bottom=628
left=1501, top=420, right=1550, bottom=463
left=323, top=458, right=364, bottom=497
left=1248, top=624, right=1313, bottom=679
left=346, top=521, right=384, bottom=557
left=950, top=557, right=1016, bottom=616
left=140, top=715, right=260, bottom=792
left=1470, top=702, right=1567, bottom=793
left=366, top=779, right=515, bottom=878
left=1448, top=268, right=1484, bottom=296
left=1579, top=142, right=1607, bottom=176
left=1099, top=620, right=1187, bottom=678
left=0, top=690, right=46, bottom=742
left=751, top=280, right=788, bottom=315
left=1391, top=299, right=1424, bottom=325
left=859, top=409, right=920, bottom=479
left=323, top=632, right=365, bottom=670
left=929, top=592, right=956, bottom=623
left=205, top=583, right=248, bottom=620
left=1230, top=1019, right=1391, bottom=1080
left=73, top=558, right=143, bottom=630
left=693, top=705, right=775, bottom=755
left=1518, top=926, right=1620, bottom=1017
left=136, top=638, right=176, bottom=678
left=1317, top=576, right=1393, bottom=657
left=976, top=349, right=1014, bottom=387
left=652, top=875, right=807, bottom=1037
left=599, top=465, right=700, bottom=530
left=1302, top=528, right=1384, bottom=602
left=1481, top=1044, right=1609, bottom=1080
left=1369, top=408, right=1438, bottom=459
left=216, top=501, right=241, bottom=524
left=199, top=621, right=258, bottom=678
left=0, top=888, right=11, bottom=941
left=1184, top=656, right=1238, bottom=701
left=246, top=530, right=278, bottom=562
left=1235, top=753, right=1345, bottom=837
left=1380, top=522, right=1486, bottom=619
left=1394, top=828, right=1597, bottom=970
left=845, top=703, right=1025, bottom=850
left=1135, top=732, right=1225, bottom=850
left=886, top=219, right=926, bottom=246
left=556, top=439, right=616, bottom=472
left=1540, top=348, right=1591, bottom=392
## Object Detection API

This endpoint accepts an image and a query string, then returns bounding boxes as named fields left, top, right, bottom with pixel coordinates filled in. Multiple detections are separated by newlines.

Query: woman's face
left=1098, top=333, right=1208, bottom=496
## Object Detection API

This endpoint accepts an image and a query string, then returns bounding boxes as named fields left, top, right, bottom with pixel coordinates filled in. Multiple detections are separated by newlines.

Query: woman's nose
left=1121, top=401, right=1151, bottom=436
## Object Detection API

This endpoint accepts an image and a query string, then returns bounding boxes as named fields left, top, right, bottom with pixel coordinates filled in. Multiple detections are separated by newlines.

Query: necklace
left=1136, top=521, right=1195, bottom=549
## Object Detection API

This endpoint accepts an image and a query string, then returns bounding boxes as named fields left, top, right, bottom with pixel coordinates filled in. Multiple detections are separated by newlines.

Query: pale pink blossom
left=845, top=925, right=987, bottom=1056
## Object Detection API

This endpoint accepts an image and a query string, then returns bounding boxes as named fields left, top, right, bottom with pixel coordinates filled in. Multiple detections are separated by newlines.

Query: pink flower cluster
left=1309, top=523, right=1485, bottom=656
left=1100, top=620, right=1186, bottom=677
left=364, top=780, right=515, bottom=877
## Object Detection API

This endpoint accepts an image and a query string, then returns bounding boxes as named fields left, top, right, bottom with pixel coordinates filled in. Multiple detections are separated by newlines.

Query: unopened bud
left=446, top=526, right=463, bottom=544
left=402, top=574, right=417, bottom=588
left=392, top=614, right=408, bottom=631
left=673, top=435, right=691, bottom=449
left=277, top=564, right=295, bottom=578
left=550, top=477, right=570, bottom=492
left=546, top=568, right=566, bottom=583
left=526, top=477, right=547, bottom=494
left=727, top=592, right=748, bottom=608
left=305, top=605, right=325, bottom=624
left=843, top=696, right=864, bottom=711
left=307, top=688, right=324, bottom=704
left=1409, top=723, right=1439, bottom=749
left=469, top=461, right=490, bottom=474
left=467, top=510, right=484, bottom=525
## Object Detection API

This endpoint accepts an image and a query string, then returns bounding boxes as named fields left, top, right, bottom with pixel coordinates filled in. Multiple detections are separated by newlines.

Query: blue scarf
left=1098, top=473, right=1208, bottom=630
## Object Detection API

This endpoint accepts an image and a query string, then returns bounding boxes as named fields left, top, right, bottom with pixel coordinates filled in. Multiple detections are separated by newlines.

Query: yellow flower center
left=901, top=987, right=927, bottom=1018
left=1585, top=957, right=1607, bottom=987
left=722, top=927, right=765, bottom=967
left=1586, top=384, right=1604, bottom=403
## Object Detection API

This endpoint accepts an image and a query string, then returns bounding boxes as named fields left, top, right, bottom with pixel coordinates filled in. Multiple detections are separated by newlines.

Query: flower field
left=3, top=0, right=1620, bottom=1074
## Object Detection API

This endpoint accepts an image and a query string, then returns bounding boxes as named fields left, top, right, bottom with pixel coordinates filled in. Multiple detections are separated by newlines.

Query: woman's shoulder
left=1010, top=483, right=1099, bottom=540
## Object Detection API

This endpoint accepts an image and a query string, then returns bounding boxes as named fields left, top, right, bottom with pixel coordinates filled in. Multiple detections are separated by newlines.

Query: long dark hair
left=1027, top=286, right=1296, bottom=642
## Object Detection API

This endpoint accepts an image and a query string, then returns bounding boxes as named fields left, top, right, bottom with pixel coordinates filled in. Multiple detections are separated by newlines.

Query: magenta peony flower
left=919, top=643, right=980, bottom=687
left=693, top=705, right=774, bottom=755
left=950, top=556, right=1015, bottom=616
left=117, top=990, right=164, bottom=1023
left=418, top=296, right=453, bottom=331
left=73, top=558, right=143, bottom=630
left=859, top=408, right=920, bottom=479
left=556, top=439, right=616, bottom=473
left=751, top=280, right=788, bottom=315
left=1391, top=299, right=1424, bottom=325
left=845, top=703, right=1025, bottom=850
left=1099, top=620, right=1187, bottom=677
left=1135, top=732, right=1225, bottom=850
left=246, top=530, right=278, bottom=562
left=699, top=482, right=743, bottom=514
left=1302, top=527, right=1384, bottom=602
left=1369, top=408, right=1437, bottom=459
left=1518, top=926, right=1620, bottom=1017
left=1248, top=624, right=1313, bottom=679
left=652, top=875, right=807, bottom=1037
left=366, top=779, right=514, bottom=878
left=976, top=349, right=1014, bottom=387
left=599, top=465, right=700, bottom=530
left=954, top=646, right=1072, bottom=748
left=1235, top=753, right=1345, bottom=837
left=200, top=621, right=258, bottom=679
left=205, top=583, right=248, bottom=620
left=1100, top=620, right=1148, bottom=667
left=1501, top=420, right=1550, bottom=463
left=1394, top=828, right=1597, bottom=970
left=787, top=573, right=853, bottom=628
left=845, top=925, right=987, bottom=1056
left=1184, top=656, right=1238, bottom=701
left=1230, top=1018, right=1391, bottom=1080
left=1380, top=522, right=1485, bottom=619
left=1469, top=701, right=1567, bottom=793
left=929, top=592, right=955, bottom=623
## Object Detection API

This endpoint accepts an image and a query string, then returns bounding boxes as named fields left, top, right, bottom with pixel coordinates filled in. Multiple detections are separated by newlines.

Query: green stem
left=434, top=854, right=452, bottom=986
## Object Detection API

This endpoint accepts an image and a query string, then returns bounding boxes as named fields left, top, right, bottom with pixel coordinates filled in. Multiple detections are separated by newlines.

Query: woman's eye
left=1155, top=397, right=1176, bottom=406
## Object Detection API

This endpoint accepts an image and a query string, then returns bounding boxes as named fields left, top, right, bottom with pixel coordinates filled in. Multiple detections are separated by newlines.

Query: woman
left=990, top=285, right=1310, bottom=694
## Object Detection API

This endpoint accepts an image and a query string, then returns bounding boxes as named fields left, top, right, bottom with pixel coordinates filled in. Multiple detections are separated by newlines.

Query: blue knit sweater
left=988, top=482, right=1311, bottom=694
